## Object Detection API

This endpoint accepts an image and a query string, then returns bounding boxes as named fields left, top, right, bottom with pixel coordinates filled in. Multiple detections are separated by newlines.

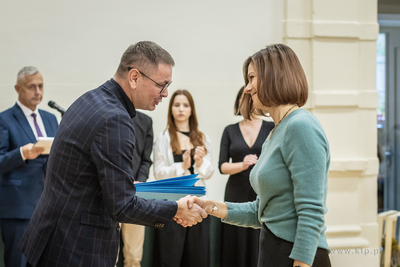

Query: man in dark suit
left=0, top=66, right=58, bottom=267
left=120, top=111, right=153, bottom=267
left=20, top=41, right=206, bottom=267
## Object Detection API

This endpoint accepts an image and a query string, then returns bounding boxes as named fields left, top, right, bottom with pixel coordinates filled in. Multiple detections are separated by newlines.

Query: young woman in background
left=152, top=89, right=213, bottom=267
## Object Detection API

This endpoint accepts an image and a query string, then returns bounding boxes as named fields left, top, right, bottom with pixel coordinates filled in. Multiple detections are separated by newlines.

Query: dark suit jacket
left=0, top=104, right=58, bottom=219
left=132, top=111, right=153, bottom=182
left=20, top=79, right=177, bottom=267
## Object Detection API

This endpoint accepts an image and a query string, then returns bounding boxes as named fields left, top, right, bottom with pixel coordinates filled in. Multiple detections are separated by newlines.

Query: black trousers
left=152, top=217, right=210, bottom=267
left=1, top=218, right=29, bottom=267
left=258, top=224, right=331, bottom=267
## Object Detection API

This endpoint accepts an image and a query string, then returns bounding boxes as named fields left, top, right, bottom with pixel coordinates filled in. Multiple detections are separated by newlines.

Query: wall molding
left=329, top=157, right=379, bottom=175
left=310, top=90, right=378, bottom=108
left=284, top=20, right=379, bottom=40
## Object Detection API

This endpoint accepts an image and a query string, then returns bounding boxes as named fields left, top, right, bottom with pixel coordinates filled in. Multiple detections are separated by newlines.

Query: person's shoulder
left=154, top=129, right=169, bottom=144
left=135, top=111, right=152, bottom=123
left=262, top=119, right=275, bottom=129
left=224, top=122, right=239, bottom=132
left=285, top=109, right=324, bottom=135
left=38, top=109, right=57, bottom=119
left=0, top=105, right=16, bottom=118
left=156, top=129, right=169, bottom=138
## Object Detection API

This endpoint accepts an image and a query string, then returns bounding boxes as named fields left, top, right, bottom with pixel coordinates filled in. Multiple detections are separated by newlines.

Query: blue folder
left=135, top=174, right=206, bottom=201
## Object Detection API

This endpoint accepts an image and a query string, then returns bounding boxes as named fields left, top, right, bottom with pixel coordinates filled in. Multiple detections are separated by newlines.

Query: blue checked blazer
left=0, top=104, right=58, bottom=219
left=20, top=79, right=177, bottom=267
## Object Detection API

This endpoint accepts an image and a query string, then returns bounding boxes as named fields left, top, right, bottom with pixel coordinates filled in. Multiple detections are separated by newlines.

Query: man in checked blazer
left=20, top=41, right=207, bottom=267
left=0, top=66, right=58, bottom=267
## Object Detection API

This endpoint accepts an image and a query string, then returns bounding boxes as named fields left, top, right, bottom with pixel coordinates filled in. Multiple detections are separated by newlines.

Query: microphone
left=48, top=101, right=66, bottom=116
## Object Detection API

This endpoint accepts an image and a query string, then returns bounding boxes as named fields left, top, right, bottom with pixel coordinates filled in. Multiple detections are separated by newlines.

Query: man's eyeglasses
left=127, top=67, right=172, bottom=94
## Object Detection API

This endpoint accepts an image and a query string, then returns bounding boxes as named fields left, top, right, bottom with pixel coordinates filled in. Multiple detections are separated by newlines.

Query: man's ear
left=128, top=69, right=139, bottom=90
left=14, top=84, right=20, bottom=94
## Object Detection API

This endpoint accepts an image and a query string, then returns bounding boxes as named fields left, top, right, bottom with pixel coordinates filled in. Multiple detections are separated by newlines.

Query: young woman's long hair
left=167, top=90, right=206, bottom=154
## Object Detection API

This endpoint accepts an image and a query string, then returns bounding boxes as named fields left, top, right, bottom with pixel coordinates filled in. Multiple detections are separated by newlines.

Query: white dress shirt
left=17, top=100, right=47, bottom=160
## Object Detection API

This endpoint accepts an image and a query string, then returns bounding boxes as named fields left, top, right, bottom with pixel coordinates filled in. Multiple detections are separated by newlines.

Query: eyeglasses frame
left=127, top=67, right=172, bottom=94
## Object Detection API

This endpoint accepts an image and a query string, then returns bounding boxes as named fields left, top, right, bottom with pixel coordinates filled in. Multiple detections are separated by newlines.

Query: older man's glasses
left=127, top=67, right=172, bottom=94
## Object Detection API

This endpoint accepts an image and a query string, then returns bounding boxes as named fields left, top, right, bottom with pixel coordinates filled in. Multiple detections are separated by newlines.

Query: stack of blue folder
left=135, top=174, right=206, bottom=201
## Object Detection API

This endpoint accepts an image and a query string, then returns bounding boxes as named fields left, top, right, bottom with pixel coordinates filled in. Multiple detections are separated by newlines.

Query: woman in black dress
left=219, top=87, right=274, bottom=267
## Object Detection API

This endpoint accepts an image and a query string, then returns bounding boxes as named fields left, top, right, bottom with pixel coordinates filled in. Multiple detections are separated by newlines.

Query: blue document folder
left=135, top=174, right=206, bottom=201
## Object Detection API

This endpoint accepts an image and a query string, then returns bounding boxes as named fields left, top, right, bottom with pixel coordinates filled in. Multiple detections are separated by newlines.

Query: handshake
left=174, top=196, right=226, bottom=227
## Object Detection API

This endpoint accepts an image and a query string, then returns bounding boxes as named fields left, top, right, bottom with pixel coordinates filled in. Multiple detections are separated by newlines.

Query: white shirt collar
left=16, top=99, right=39, bottom=117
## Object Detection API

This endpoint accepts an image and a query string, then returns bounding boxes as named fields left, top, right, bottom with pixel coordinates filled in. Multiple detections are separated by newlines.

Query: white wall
left=0, top=0, right=283, bottom=201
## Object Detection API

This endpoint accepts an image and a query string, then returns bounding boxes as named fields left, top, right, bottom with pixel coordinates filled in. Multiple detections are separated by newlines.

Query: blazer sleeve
left=0, top=116, right=25, bottom=174
left=91, top=114, right=177, bottom=225
left=153, top=132, right=186, bottom=180
left=193, top=133, right=214, bottom=180
left=136, top=117, right=153, bottom=182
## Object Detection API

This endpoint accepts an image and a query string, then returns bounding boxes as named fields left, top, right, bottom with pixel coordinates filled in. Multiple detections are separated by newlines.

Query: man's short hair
left=116, top=41, right=175, bottom=78
left=17, top=66, right=39, bottom=83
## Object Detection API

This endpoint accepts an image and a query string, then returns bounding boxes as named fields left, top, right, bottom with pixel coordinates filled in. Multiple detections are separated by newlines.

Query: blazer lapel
left=39, top=110, right=56, bottom=137
left=12, top=104, right=36, bottom=143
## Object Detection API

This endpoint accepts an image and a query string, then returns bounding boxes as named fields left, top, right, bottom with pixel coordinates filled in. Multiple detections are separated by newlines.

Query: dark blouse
left=218, top=120, right=274, bottom=202
left=173, top=131, right=195, bottom=174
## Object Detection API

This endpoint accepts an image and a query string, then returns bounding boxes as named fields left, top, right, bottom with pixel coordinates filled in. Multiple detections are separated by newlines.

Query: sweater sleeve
left=281, top=116, right=329, bottom=266
left=222, top=197, right=262, bottom=229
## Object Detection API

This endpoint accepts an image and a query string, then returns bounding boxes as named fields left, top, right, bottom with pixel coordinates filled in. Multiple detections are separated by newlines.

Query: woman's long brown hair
left=167, top=90, right=206, bottom=154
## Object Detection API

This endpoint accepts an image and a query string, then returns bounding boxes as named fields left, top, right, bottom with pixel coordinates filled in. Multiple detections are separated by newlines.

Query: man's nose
left=161, top=88, right=168, bottom=98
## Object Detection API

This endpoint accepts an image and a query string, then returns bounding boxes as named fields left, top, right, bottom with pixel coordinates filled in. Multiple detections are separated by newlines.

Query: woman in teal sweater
left=186, top=44, right=331, bottom=267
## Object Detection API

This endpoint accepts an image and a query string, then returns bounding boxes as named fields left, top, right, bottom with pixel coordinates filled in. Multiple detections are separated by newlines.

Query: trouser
left=258, top=223, right=331, bottom=267
left=1, top=218, right=29, bottom=267
left=121, top=223, right=145, bottom=267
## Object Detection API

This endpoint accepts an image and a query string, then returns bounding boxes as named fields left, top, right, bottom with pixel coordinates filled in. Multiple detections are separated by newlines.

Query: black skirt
left=258, top=224, right=331, bottom=267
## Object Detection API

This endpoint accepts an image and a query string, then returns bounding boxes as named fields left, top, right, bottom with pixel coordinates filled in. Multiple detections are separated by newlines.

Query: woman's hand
left=242, top=154, right=258, bottom=170
left=181, top=149, right=191, bottom=170
left=193, top=146, right=205, bottom=167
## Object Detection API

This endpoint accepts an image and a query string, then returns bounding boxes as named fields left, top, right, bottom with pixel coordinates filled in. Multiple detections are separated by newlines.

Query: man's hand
left=174, top=195, right=207, bottom=227
left=22, top=143, right=45, bottom=160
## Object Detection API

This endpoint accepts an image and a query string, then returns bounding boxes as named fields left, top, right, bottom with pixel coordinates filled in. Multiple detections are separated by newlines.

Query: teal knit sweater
left=222, top=109, right=330, bottom=266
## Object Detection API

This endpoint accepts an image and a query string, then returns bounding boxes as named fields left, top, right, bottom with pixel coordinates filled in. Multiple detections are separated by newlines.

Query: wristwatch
left=211, top=202, right=218, bottom=214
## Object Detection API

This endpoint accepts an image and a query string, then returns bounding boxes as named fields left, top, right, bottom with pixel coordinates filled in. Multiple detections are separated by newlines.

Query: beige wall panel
left=314, top=108, right=359, bottom=158
left=358, top=41, right=378, bottom=91
left=285, top=0, right=312, bottom=20
left=313, top=0, right=358, bottom=21
left=357, top=176, right=379, bottom=223
left=358, top=0, right=378, bottom=22
left=313, top=40, right=359, bottom=91
left=356, top=109, right=378, bottom=157
left=326, top=177, right=360, bottom=225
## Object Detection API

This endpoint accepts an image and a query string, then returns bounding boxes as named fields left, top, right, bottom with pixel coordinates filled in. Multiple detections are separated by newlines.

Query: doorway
left=378, top=17, right=400, bottom=212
